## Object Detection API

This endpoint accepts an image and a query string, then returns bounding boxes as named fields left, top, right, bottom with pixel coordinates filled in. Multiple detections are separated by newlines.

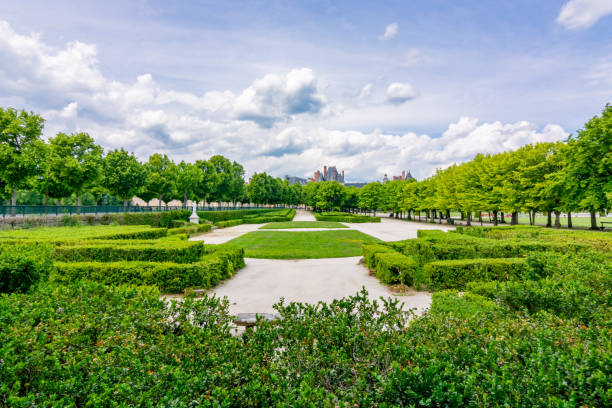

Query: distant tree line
left=1, top=104, right=610, bottom=228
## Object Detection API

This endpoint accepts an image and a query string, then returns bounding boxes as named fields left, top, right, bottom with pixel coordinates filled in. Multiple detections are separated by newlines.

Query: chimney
left=402, top=170, right=405, bottom=180
left=323, top=166, right=327, bottom=178
left=342, top=170, right=345, bottom=181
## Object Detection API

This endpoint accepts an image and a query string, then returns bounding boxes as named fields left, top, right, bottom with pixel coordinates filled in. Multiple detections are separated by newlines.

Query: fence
left=0, top=204, right=291, bottom=218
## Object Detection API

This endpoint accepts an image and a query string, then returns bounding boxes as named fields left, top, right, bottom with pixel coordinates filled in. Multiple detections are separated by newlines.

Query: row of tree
left=0, top=108, right=245, bottom=208
left=1, top=104, right=610, bottom=228
left=292, top=104, right=612, bottom=230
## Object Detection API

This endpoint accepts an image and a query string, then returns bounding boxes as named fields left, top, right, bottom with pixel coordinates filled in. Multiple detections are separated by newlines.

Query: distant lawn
left=223, top=230, right=379, bottom=258
left=517, top=215, right=612, bottom=228
left=259, top=221, right=347, bottom=229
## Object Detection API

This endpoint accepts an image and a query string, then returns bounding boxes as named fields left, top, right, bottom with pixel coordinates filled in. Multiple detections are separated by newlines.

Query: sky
left=0, top=0, right=610, bottom=182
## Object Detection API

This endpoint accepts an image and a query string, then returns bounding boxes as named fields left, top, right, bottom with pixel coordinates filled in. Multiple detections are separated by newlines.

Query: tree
left=247, top=172, right=270, bottom=204
left=358, top=182, right=382, bottom=213
left=566, top=104, right=612, bottom=229
left=208, top=155, right=234, bottom=205
left=175, top=161, right=203, bottom=206
left=102, top=149, right=146, bottom=207
left=316, top=181, right=345, bottom=210
left=143, top=154, right=176, bottom=207
left=194, top=160, right=218, bottom=205
left=46, top=132, right=103, bottom=209
left=0, top=108, right=45, bottom=207
left=229, top=161, right=246, bottom=205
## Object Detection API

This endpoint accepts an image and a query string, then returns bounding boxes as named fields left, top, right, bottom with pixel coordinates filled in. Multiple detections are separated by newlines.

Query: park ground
left=189, top=210, right=453, bottom=315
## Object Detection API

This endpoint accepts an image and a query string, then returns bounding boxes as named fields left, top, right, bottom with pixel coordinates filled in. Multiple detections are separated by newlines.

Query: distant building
left=385, top=170, right=415, bottom=183
left=313, top=165, right=345, bottom=183
left=284, top=175, right=308, bottom=185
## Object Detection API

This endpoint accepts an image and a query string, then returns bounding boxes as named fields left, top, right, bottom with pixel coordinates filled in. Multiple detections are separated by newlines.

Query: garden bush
left=373, top=251, right=418, bottom=285
left=52, top=248, right=244, bottom=293
left=0, top=285, right=609, bottom=406
left=429, top=290, right=499, bottom=319
left=215, top=219, right=243, bottom=228
left=53, top=240, right=205, bottom=263
left=425, top=257, right=526, bottom=290
left=0, top=243, right=53, bottom=293
left=167, top=223, right=211, bottom=237
left=361, top=244, right=395, bottom=269
left=315, top=211, right=381, bottom=223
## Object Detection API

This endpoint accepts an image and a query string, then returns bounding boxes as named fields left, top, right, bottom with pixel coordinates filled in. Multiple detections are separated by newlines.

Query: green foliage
left=425, top=257, right=527, bottom=290
left=3, top=286, right=608, bottom=406
left=52, top=248, right=244, bottom=293
left=429, top=290, right=499, bottom=319
left=0, top=243, right=53, bottom=293
left=53, top=240, right=205, bottom=263
left=373, top=251, right=418, bottom=285
left=0, top=225, right=168, bottom=241
left=315, top=211, right=381, bottom=223
left=215, top=219, right=243, bottom=228
left=102, top=149, right=146, bottom=204
left=361, top=243, right=396, bottom=270
left=167, top=223, right=211, bottom=237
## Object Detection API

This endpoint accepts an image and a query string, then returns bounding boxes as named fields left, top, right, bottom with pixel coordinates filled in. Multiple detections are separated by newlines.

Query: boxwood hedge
left=425, top=257, right=527, bottom=290
left=315, top=211, right=381, bottom=223
left=52, top=240, right=205, bottom=263
left=52, top=248, right=244, bottom=293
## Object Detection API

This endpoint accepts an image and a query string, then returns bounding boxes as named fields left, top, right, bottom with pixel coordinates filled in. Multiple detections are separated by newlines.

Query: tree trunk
left=567, top=212, right=572, bottom=229
left=11, top=187, right=17, bottom=216
left=493, top=210, right=498, bottom=226
left=77, top=194, right=82, bottom=214
left=590, top=211, right=598, bottom=230
left=183, top=192, right=188, bottom=207
left=528, top=210, right=534, bottom=225
left=466, top=212, right=472, bottom=226
left=478, top=212, right=483, bottom=226
left=124, top=198, right=128, bottom=208
left=554, top=210, right=561, bottom=228
left=546, top=211, right=552, bottom=228
left=158, top=194, right=162, bottom=210
left=45, top=185, right=49, bottom=215
left=446, top=209, right=451, bottom=224
left=511, top=212, right=518, bottom=225
left=500, top=212, right=506, bottom=224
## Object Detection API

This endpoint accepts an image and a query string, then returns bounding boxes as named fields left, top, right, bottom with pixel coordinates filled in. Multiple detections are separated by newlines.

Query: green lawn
left=259, top=221, right=347, bottom=229
left=516, top=215, right=612, bottom=228
left=223, top=230, right=379, bottom=258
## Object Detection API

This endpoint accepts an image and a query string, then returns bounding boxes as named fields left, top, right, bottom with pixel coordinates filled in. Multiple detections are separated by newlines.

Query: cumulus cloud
left=557, top=0, right=612, bottom=29
left=381, top=23, right=398, bottom=40
left=386, top=82, right=418, bottom=104
left=248, top=117, right=568, bottom=181
left=233, top=68, right=328, bottom=127
left=0, top=20, right=569, bottom=183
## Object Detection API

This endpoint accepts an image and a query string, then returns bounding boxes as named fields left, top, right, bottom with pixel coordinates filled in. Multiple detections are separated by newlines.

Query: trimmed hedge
left=0, top=243, right=53, bottom=293
left=373, top=252, right=418, bottom=285
left=316, top=212, right=380, bottom=223
left=51, top=248, right=244, bottom=293
left=401, top=238, right=586, bottom=264
left=362, top=244, right=395, bottom=270
left=198, top=208, right=279, bottom=222
left=216, top=219, right=243, bottom=228
left=425, top=257, right=527, bottom=290
left=90, top=227, right=168, bottom=240
left=53, top=241, right=205, bottom=263
left=167, top=223, right=211, bottom=237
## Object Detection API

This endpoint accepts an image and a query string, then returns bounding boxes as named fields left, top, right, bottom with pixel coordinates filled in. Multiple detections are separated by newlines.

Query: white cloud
left=557, top=0, right=612, bottom=29
left=386, top=82, right=418, bottom=104
left=381, top=22, right=398, bottom=40
left=0, top=20, right=570, bottom=183
left=358, top=83, right=373, bottom=99
left=399, top=48, right=421, bottom=67
left=233, top=68, right=328, bottom=127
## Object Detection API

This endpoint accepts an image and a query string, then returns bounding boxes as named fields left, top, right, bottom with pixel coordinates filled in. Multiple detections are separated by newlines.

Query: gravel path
left=344, top=217, right=454, bottom=241
left=209, top=257, right=431, bottom=315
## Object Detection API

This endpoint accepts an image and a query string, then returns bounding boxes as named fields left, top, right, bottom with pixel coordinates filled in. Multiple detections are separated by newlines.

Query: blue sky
left=0, top=0, right=610, bottom=181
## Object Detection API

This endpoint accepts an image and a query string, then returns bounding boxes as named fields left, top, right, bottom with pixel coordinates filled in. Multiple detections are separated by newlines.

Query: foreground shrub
left=0, top=286, right=609, bottom=406
left=0, top=243, right=53, bottom=293
left=425, top=257, right=526, bottom=290
left=429, top=290, right=499, bottom=319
